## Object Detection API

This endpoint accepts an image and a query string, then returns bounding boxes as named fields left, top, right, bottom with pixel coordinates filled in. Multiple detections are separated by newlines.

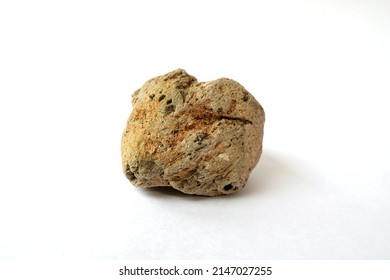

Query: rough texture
left=121, top=69, right=265, bottom=196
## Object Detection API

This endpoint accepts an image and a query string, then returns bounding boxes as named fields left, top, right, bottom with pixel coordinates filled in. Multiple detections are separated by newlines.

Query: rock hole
left=125, top=165, right=136, bottom=180
left=223, top=184, right=233, bottom=191
left=242, top=92, right=249, bottom=102
left=194, top=132, right=206, bottom=142
left=149, top=94, right=155, bottom=100
left=166, top=99, right=172, bottom=104
left=126, top=171, right=135, bottom=180
left=164, top=104, right=175, bottom=115
left=158, top=95, right=166, bottom=102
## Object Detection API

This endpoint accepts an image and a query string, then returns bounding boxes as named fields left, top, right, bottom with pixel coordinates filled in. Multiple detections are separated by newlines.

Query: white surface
left=0, top=0, right=389, bottom=259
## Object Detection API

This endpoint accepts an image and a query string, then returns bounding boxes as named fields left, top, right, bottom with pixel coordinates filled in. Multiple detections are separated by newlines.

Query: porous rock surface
left=121, top=69, right=265, bottom=196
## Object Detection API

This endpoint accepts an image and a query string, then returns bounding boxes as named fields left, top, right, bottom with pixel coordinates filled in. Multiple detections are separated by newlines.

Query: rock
left=121, top=69, right=265, bottom=196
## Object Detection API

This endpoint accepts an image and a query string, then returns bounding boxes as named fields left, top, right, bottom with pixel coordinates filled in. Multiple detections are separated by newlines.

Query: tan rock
left=121, top=69, right=265, bottom=196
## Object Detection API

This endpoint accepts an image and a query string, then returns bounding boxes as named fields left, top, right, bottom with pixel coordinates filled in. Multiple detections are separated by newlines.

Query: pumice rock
left=121, top=69, right=265, bottom=196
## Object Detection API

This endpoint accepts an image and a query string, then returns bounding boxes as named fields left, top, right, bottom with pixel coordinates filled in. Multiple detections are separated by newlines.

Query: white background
left=0, top=0, right=389, bottom=260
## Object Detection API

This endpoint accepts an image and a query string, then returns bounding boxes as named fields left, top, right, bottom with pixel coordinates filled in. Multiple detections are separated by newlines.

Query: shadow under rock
left=238, top=150, right=314, bottom=197
left=142, top=186, right=207, bottom=201
left=140, top=150, right=312, bottom=200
